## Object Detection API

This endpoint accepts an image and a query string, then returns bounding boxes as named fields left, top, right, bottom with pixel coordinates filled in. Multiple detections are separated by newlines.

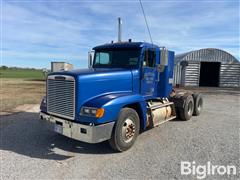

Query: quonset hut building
left=173, top=48, right=240, bottom=87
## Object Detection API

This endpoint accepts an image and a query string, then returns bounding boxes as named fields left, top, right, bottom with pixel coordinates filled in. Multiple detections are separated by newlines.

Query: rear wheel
left=178, top=95, right=194, bottom=121
left=108, top=108, right=140, bottom=152
left=193, top=93, right=203, bottom=116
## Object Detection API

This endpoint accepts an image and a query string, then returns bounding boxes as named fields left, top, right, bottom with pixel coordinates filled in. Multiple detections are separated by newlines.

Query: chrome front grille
left=47, top=75, right=75, bottom=120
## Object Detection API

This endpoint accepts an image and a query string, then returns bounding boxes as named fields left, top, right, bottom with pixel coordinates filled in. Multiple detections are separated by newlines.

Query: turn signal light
left=96, top=108, right=105, bottom=118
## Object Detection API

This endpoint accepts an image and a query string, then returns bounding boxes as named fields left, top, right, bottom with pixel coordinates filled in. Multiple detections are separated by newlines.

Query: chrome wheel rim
left=121, top=118, right=136, bottom=143
left=198, top=99, right=203, bottom=112
left=188, top=101, right=193, bottom=116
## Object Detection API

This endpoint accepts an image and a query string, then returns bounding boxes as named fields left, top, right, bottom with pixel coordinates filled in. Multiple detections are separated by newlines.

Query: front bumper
left=39, top=112, right=115, bottom=143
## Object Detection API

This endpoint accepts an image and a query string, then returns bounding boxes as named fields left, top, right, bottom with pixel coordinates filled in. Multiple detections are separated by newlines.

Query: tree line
left=0, top=66, right=42, bottom=71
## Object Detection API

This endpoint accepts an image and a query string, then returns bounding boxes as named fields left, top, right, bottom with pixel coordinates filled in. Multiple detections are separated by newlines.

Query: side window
left=95, top=52, right=110, bottom=65
left=143, top=49, right=156, bottom=67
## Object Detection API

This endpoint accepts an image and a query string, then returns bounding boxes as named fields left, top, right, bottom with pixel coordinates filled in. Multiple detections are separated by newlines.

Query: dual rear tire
left=177, top=93, right=203, bottom=121
left=193, top=93, right=203, bottom=116
left=178, top=95, right=194, bottom=121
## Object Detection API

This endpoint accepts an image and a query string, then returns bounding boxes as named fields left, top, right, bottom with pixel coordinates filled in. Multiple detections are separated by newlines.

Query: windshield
left=93, top=49, right=140, bottom=68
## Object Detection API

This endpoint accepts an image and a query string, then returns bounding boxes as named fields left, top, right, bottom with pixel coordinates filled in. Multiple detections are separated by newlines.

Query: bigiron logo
left=181, top=161, right=237, bottom=179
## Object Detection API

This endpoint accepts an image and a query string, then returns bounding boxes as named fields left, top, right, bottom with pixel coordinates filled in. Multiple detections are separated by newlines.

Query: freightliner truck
left=39, top=41, right=203, bottom=152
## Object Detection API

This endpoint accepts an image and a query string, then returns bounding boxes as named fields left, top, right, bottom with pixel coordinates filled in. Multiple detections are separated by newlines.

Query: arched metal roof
left=175, top=48, right=239, bottom=64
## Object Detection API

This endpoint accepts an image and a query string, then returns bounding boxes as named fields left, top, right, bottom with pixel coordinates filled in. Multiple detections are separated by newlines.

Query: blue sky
left=1, top=0, right=239, bottom=69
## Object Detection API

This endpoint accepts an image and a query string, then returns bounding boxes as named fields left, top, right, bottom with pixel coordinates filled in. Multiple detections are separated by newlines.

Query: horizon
left=2, top=0, right=239, bottom=69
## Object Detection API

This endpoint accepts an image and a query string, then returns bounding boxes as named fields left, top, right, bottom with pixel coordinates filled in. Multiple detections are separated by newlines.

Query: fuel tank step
left=146, top=100, right=176, bottom=128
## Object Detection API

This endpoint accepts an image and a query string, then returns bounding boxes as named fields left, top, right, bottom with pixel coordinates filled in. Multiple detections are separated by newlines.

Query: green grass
left=0, top=68, right=45, bottom=79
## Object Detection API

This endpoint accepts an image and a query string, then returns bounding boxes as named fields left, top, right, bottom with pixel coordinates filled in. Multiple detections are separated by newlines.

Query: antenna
left=118, top=17, right=122, bottom=42
left=139, top=0, right=153, bottom=45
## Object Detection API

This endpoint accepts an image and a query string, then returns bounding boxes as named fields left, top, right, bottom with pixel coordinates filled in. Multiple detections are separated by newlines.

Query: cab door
left=140, top=48, right=157, bottom=98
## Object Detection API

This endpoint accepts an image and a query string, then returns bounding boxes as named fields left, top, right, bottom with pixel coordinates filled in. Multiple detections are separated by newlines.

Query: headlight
left=42, top=96, right=47, bottom=104
left=81, top=107, right=105, bottom=118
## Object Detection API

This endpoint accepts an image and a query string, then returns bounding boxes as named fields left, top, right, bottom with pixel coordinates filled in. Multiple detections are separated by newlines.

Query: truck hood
left=50, top=68, right=131, bottom=77
left=49, top=68, right=133, bottom=112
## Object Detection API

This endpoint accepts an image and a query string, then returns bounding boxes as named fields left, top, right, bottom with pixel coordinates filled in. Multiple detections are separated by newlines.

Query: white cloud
left=2, top=0, right=239, bottom=68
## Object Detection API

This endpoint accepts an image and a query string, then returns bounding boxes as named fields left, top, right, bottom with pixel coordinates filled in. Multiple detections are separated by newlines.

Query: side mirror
left=88, top=50, right=95, bottom=68
left=160, top=47, right=168, bottom=66
left=157, top=48, right=168, bottom=73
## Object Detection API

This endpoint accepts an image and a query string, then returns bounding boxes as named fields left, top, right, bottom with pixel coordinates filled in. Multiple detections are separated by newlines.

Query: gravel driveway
left=0, top=89, right=239, bottom=180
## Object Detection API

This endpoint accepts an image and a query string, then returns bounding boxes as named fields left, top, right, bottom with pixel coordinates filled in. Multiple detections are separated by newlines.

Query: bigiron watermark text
left=181, top=161, right=237, bottom=179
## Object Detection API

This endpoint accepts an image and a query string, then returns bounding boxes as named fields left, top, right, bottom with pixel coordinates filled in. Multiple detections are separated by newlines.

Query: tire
left=178, top=95, right=194, bottom=121
left=193, top=93, right=203, bottom=116
left=108, top=108, right=140, bottom=152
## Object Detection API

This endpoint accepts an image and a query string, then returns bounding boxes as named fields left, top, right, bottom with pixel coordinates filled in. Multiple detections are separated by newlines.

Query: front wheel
left=108, top=108, right=140, bottom=152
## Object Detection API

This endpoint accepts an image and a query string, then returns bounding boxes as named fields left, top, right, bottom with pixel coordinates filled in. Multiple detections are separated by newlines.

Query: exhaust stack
left=118, top=17, right=122, bottom=42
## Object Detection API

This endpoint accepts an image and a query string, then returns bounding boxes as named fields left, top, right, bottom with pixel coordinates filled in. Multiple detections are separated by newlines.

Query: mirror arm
left=88, top=50, right=95, bottom=68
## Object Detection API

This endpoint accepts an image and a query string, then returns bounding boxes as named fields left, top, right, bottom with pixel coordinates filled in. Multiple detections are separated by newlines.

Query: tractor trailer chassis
left=40, top=91, right=201, bottom=146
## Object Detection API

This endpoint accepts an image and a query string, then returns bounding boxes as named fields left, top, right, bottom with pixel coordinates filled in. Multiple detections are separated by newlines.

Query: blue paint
left=82, top=93, right=147, bottom=128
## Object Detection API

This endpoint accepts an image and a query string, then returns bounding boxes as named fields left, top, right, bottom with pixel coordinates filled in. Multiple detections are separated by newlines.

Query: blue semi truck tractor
left=39, top=41, right=203, bottom=151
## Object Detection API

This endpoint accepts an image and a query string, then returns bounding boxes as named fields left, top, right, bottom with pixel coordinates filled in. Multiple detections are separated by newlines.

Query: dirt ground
left=0, top=78, right=45, bottom=115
